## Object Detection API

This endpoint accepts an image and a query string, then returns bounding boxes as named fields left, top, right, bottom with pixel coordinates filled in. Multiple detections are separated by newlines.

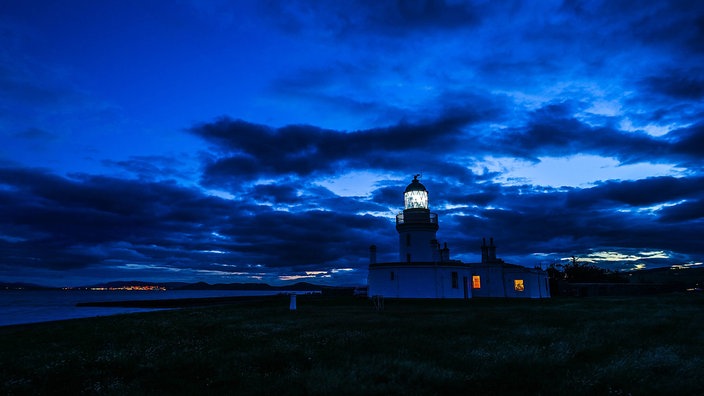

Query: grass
left=1, top=293, right=703, bottom=395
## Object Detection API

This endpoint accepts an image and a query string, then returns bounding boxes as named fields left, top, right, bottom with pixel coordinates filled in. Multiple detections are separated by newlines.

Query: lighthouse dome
left=404, top=175, right=427, bottom=193
left=403, top=175, right=429, bottom=209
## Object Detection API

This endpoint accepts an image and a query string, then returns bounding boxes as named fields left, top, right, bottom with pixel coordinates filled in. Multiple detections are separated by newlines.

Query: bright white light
left=405, top=190, right=428, bottom=209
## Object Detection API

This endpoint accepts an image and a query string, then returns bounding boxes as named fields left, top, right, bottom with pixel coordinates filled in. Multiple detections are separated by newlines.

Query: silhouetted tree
left=546, top=262, right=565, bottom=280
left=546, top=262, right=566, bottom=296
left=561, top=256, right=627, bottom=283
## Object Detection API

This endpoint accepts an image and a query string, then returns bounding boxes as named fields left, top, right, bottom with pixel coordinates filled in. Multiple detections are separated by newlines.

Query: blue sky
left=1, top=0, right=703, bottom=286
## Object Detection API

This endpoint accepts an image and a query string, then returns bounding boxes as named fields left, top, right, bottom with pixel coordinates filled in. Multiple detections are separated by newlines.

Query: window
left=406, top=234, right=411, bottom=246
left=514, top=279, right=524, bottom=292
left=472, top=275, right=481, bottom=289
left=404, top=190, right=428, bottom=209
left=406, top=253, right=411, bottom=263
left=390, top=271, right=395, bottom=281
left=451, top=272, right=458, bottom=288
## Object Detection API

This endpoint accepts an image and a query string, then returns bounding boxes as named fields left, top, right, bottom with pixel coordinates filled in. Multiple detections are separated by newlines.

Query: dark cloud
left=182, top=102, right=704, bottom=273
left=220, top=209, right=391, bottom=267
left=444, top=180, right=704, bottom=260
left=250, top=183, right=304, bottom=205
left=190, top=112, right=486, bottom=184
left=658, top=199, right=704, bottom=223
left=481, top=102, right=704, bottom=165
left=0, top=167, right=218, bottom=270
left=620, top=0, right=704, bottom=55
left=567, top=176, right=704, bottom=209
left=641, top=68, right=704, bottom=100
left=102, top=155, right=196, bottom=181
left=0, top=166, right=393, bottom=284
left=669, top=123, right=704, bottom=160
left=260, top=0, right=480, bottom=37
left=8, top=93, right=703, bottom=285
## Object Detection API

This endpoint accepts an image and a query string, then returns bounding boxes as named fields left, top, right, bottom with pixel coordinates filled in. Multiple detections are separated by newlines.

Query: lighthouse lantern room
left=395, top=175, right=439, bottom=263
left=404, top=174, right=428, bottom=209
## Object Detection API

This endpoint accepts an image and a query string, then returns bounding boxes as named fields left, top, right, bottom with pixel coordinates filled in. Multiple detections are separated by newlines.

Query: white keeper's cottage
left=367, top=175, right=550, bottom=299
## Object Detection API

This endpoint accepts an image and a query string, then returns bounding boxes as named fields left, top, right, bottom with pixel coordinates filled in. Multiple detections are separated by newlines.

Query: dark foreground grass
left=1, top=294, right=703, bottom=395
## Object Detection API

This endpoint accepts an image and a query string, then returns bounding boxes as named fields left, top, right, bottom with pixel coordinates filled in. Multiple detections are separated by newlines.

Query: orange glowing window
left=472, top=275, right=481, bottom=289
left=514, top=279, right=524, bottom=292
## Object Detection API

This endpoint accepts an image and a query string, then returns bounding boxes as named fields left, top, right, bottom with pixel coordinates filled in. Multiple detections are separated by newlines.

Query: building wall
left=488, top=266, right=549, bottom=299
left=368, top=264, right=472, bottom=299
left=369, top=263, right=551, bottom=299
left=468, top=266, right=507, bottom=298
left=505, top=268, right=551, bottom=298
left=397, top=229, right=438, bottom=263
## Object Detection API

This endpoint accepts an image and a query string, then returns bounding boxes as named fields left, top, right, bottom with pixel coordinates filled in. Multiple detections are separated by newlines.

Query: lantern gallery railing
left=396, top=212, right=438, bottom=225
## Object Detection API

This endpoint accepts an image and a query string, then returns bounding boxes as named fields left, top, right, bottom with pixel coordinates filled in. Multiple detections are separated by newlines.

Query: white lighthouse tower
left=396, top=175, right=439, bottom=263
left=367, top=174, right=551, bottom=299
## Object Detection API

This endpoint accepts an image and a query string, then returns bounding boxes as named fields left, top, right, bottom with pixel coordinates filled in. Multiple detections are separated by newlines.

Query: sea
left=0, top=290, right=300, bottom=327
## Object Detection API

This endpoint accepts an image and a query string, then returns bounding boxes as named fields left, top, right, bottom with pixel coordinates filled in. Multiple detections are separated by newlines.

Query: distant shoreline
left=75, top=293, right=313, bottom=308
left=0, top=289, right=321, bottom=327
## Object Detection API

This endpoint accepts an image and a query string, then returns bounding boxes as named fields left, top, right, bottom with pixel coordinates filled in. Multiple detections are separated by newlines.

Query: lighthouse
left=367, top=174, right=551, bottom=299
left=396, top=175, right=439, bottom=263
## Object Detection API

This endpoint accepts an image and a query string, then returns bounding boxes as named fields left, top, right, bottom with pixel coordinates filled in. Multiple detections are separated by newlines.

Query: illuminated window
left=451, top=272, right=458, bottom=288
left=514, top=279, right=524, bottom=292
left=390, top=271, right=395, bottom=281
left=472, top=275, right=481, bottom=289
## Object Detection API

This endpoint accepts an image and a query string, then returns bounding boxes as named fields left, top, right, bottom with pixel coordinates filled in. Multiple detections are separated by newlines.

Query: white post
left=289, top=294, right=297, bottom=311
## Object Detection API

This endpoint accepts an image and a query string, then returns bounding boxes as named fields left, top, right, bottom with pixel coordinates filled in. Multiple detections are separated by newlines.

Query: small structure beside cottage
left=368, top=175, right=550, bottom=299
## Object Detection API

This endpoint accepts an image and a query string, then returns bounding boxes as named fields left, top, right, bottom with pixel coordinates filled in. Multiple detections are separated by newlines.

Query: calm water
left=0, top=290, right=295, bottom=327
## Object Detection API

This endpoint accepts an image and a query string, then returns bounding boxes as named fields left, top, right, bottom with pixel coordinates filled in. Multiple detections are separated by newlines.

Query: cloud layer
left=1, top=1, right=703, bottom=285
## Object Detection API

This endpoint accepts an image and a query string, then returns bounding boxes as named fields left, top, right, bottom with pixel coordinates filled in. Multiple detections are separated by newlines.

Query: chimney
left=369, top=245, right=377, bottom=265
left=442, top=242, right=450, bottom=262
left=489, top=237, right=497, bottom=261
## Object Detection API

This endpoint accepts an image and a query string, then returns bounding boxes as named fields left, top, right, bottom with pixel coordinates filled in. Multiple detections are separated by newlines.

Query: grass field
left=1, top=293, right=703, bottom=395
